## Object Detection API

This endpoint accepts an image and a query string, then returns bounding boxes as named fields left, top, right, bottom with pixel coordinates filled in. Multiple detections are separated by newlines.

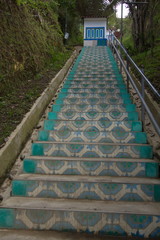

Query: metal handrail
left=108, top=32, right=160, bottom=137
left=113, top=36, right=160, bottom=99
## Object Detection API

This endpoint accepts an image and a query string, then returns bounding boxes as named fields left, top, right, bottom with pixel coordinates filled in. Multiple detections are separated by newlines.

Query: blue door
left=86, top=27, right=105, bottom=40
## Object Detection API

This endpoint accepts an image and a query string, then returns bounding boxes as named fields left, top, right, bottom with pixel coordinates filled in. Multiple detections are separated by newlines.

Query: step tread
left=26, top=156, right=159, bottom=163
left=34, top=141, right=150, bottom=146
left=0, top=229, right=128, bottom=240
left=2, top=197, right=160, bottom=215
left=14, top=174, right=160, bottom=185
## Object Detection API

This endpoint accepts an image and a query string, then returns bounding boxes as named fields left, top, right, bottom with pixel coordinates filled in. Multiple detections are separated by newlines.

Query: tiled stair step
left=57, top=93, right=131, bottom=100
left=66, top=77, right=123, bottom=81
left=38, top=130, right=147, bottom=144
left=12, top=174, right=160, bottom=202
left=68, top=74, right=120, bottom=78
left=75, top=64, right=118, bottom=68
left=55, top=97, right=132, bottom=105
left=74, top=68, right=118, bottom=71
left=51, top=104, right=136, bottom=112
left=23, top=156, right=159, bottom=178
left=60, top=88, right=128, bottom=94
left=68, top=71, right=120, bottom=75
left=62, top=83, right=126, bottom=88
left=70, top=72, right=120, bottom=75
left=43, top=120, right=142, bottom=132
left=0, top=197, right=160, bottom=237
left=47, top=111, right=138, bottom=121
left=31, top=142, right=153, bottom=159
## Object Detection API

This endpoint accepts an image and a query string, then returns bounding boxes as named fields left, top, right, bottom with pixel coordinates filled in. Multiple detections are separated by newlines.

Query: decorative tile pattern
left=44, top=120, right=142, bottom=132
left=12, top=179, right=160, bottom=202
left=0, top=46, right=159, bottom=238
left=0, top=208, right=159, bottom=237
left=23, top=159, right=159, bottom=178
left=31, top=143, right=153, bottom=159
left=48, top=111, right=138, bottom=121
left=51, top=104, right=136, bottom=113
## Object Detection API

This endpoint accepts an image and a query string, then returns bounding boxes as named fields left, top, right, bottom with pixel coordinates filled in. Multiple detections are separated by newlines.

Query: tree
left=76, top=0, right=114, bottom=17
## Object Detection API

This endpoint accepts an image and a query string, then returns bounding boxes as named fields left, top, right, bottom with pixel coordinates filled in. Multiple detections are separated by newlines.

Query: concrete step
left=12, top=174, right=160, bottom=202
left=31, top=142, right=153, bottom=159
left=51, top=104, right=136, bottom=113
left=38, top=130, right=147, bottom=144
left=0, top=197, right=160, bottom=237
left=43, top=120, right=142, bottom=132
left=48, top=111, right=139, bottom=121
left=23, top=156, right=159, bottom=178
left=0, top=229, right=140, bottom=240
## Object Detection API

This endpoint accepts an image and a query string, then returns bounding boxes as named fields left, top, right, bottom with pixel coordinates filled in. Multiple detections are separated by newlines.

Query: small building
left=83, top=17, right=108, bottom=46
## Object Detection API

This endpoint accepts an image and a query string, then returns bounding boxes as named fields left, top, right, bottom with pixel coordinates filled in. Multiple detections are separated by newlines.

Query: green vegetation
left=109, top=1, right=160, bottom=95
left=0, top=0, right=81, bottom=146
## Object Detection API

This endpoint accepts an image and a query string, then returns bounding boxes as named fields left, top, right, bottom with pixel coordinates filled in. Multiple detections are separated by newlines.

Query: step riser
left=44, top=120, right=142, bottom=132
left=60, top=89, right=128, bottom=94
left=23, top=159, right=159, bottom=178
left=0, top=208, right=159, bottom=238
left=57, top=93, right=131, bottom=99
left=48, top=112, right=138, bottom=121
left=12, top=179, right=160, bottom=202
left=51, top=104, right=136, bottom=113
left=62, top=84, right=126, bottom=88
left=38, top=130, right=147, bottom=144
left=55, top=98, right=132, bottom=105
left=65, top=79, right=123, bottom=82
left=31, top=143, right=153, bottom=159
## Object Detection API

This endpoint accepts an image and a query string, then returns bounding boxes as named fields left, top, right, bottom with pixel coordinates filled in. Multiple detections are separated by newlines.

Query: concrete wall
left=0, top=50, right=79, bottom=179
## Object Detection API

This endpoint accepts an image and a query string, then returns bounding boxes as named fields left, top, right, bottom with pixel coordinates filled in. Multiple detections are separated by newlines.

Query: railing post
left=141, top=68, right=145, bottom=125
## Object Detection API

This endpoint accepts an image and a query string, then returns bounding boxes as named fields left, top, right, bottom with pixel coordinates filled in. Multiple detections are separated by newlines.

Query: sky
left=116, top=3, right=129, bottom=18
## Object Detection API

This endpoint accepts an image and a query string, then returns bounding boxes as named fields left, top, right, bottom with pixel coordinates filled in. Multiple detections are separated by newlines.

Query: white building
left=83, top=17, right=108, bottom=46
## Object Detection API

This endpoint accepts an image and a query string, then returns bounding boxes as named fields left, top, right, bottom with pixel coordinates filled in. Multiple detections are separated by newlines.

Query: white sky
left=116, top=3, right=129, bottom=18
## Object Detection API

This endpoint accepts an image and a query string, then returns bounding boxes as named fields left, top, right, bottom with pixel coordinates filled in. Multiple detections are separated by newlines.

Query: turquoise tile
left=23, top=159, right=36, bottom=173
left=52, top=105, right=62, bottom=112
left=55, top=99, right=64, bottom=104
left=0, top=209, right=15, bottom=228
left=126, top=104, right=136, bottom=112
left=38, top=131, right=49, bottom=141
left=146, top=163, right=159, bottom=177
left=140, top=146, right=153, bottom=159
left=154, top=185, right=160, bottom=201
left=128, top=112, right=138, bottom=121
left=61, top=88, right=68, bottom=93
left=48, top=112, right=57, bottom=120
left=44, top=120, right=55, bottom=130
left=58, top=92, right=68, bottom=98
left=135, top=132, right=147, bottom=144
left=120, top=89, right=128, bottom=94
left=32, top=143, right=44, bottom=156
left=12, top=181, right=27, bottom=196
left=132, top=122, right=142, bottom=132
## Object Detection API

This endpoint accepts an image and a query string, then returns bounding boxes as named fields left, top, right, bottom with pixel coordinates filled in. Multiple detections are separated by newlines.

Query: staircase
left=0, top=47, right=160, bottom=238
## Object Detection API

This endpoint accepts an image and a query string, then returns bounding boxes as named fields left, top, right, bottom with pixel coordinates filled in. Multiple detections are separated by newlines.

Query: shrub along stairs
left=0, top=47, right=160, bottom=238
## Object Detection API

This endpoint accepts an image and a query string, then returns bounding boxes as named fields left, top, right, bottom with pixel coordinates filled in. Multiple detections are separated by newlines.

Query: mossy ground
left=0, top=49, right=72, bottom=147
left=0, top=1, right=75, bottom=147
